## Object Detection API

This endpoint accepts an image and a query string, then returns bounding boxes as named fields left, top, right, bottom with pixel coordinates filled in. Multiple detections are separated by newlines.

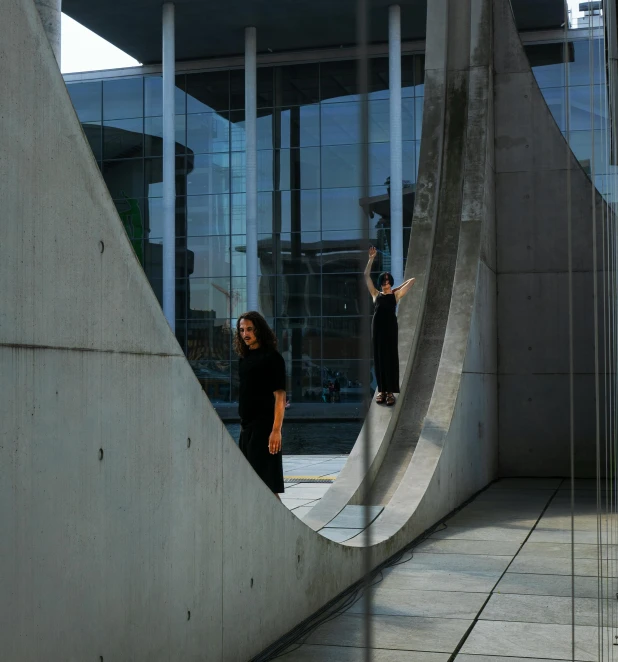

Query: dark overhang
left=62, top=0, right=568, bottom=66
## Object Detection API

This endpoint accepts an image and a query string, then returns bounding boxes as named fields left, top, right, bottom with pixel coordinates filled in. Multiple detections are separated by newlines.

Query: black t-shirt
left=238, top=347, right=286, bottom=425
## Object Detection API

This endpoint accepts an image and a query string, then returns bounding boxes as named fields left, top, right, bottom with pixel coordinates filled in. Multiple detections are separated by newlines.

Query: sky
left=60, top=1, right=587, bottom=74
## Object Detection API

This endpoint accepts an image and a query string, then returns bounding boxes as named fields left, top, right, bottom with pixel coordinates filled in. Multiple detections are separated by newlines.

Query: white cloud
left=61, top=13, right=141, bottom=74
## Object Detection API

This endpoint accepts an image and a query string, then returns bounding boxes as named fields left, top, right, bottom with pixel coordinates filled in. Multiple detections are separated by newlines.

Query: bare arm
left=393, top=277, right=416, bottom=302
left=364, top=248, right=379, bottom=299
left=269, top=390, right=286, bottom=454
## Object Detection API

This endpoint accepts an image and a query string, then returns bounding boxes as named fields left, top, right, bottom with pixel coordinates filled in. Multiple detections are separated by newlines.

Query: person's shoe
left=376, top=392, right=386, bottom=404
left=386, top=393, right=396, bottom=406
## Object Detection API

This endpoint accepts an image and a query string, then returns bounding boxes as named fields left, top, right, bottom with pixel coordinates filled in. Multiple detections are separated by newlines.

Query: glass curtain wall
left=65, top=35, right=608, bottom=404
left=66, top=55, right=424, bottom=404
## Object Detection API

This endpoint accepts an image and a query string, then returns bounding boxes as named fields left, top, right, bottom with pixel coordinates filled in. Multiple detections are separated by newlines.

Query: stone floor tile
left=281, top=497, right=319, bottom=510
left=304, top=613, right=472, bottom=652
left=291, top=505, right=316, bottom=520
left=281, top=645, right=450, bottom=662
left=460, top=620, right=611, bottom=661
left=479, top=592, right=609, bottom=626
left=325, top=505, right=384, bottom=529
left=457, top=656, right=575, bottom=662
left=414, top=538, right=522, bottom=557
left=347, top=587, right=487, bottom=618
left=319, top=527, right=364, bottom=543
left=430, top=524, right=532, bottom=543
left=284, top=485, right=331, bottom=499
left=495, top=572, right=615, bottom=598
left=508, top=555, right=618, bottom=578
left=528, top=528, right=609, bottom=545
left=519, top=542, right=618, bottom=560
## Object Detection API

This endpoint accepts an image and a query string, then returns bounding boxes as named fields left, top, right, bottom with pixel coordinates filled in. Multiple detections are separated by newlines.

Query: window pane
left=402, top=97, right=416, bottom=141
left=569, top=39, right=604, bottom=87
left=274, top=63, right=320, bottom=106
left=230, top=192, right=273, bottom=234
left=526, top=43, right=565, bottom=89
left=279, top=190, right=320, bottom=233
left=103, top=159, right=144, bottom=200
left=144, top=75, right=186, bottom=116
left=187, top=319, right=232, bottom=362
left=321, top=60, right=359, bottom=103
left=230, top=110, right=273, bottom=150
left=277, top=317, right=322, bottom=359
left=144, top=197, right=186, bottom=238
left=567, top=130, right=609, bottom=175
left=187, top=194, right=230, bottom=236
left=103, top=77, right=143, bottom=120
left=322, top=360, right=368, bottom=400
left=189, top=235, right=231, bottom=278
left=322, top=317, right=364, bottom=359
left=187, top=153, right=230, bottom=195
left=82, top=122, right=102, bottom=161
left=322, top=274, right=364, bottom=314
left=322, top=235, right=367, bottom=275
left=322, top=187, right=363, bottom=232
left=258, top=232, right=321, bottom=275
left=145, top=156, right=187, bottom=197
left=186, top=112, right=230, bottom=154
left=321, top=102, right=360, bottom=145
left=277, top=148, right=320, bottom=190
left=321, top=145, right=361, bottom=188
left=67, top=81, right=102, bottom=122
left=103, top=118, right=144, bottom=160
left=144, top=115, right=186, bottom=156
left=190, top=357, right=231, bottom=402
left=276, top=105, right=320, bottom=148
left=185, top=71, right=230, bottom=113
left=189, top=278, right=232, bottom=318
left=230, top=67, right=274, bottom=109
left=231, top=151, right=273, bottom=192
left=260, top=274, right=321, bottom=316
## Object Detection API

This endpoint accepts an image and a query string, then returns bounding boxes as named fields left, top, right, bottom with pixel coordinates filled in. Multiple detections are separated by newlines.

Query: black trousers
left=239, top=420, right=284, bottom=494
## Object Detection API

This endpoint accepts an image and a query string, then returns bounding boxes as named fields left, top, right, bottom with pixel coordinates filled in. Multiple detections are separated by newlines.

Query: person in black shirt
left=233, top=311, right=287, bottom=495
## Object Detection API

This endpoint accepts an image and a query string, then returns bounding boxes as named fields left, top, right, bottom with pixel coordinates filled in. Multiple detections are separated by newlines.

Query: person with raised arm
left=364, top=247, right=415, bottom=406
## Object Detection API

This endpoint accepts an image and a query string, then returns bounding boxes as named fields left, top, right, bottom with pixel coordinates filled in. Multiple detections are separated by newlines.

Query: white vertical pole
left=389, top=4, right=403, bottom=287
left=162, top=2, right=176, bottom=330
left=245, top=26, right=258, bottom=312
left=35, top=0, right=62, bottom=64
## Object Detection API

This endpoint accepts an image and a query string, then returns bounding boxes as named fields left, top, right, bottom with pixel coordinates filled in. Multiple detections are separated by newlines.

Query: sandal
left=386, top=393, right=396, bottom=407
left=376, top=392, right=386, bottom=405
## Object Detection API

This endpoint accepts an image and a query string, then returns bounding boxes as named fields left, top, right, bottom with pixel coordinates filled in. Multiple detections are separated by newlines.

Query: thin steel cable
left=563, top=8, right=576, bottom=661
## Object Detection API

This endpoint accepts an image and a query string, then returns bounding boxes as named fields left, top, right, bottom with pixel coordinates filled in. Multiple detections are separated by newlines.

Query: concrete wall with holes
left=493, top=0, right=606, bottom=476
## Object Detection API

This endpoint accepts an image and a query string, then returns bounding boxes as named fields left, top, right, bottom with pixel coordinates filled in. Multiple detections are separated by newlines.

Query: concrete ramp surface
left=0, top=0, right=604, bottom=660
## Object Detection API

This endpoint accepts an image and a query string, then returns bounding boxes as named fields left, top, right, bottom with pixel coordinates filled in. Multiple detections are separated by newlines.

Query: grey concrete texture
left=493, top=0, right=610, bottom=475
left=34, top=0, right=61, bottom=62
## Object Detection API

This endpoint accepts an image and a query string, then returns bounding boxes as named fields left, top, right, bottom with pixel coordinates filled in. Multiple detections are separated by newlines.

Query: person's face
left=381, top=277, right=392, bottom=293
left=239, top=318, right=260, bottom=350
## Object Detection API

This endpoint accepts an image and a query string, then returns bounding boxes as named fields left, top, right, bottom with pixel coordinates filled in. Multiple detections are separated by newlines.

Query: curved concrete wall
left=1, top=0, right=601, bottom=660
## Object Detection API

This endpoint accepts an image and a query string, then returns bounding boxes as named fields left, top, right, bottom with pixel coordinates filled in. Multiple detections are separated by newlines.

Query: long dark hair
left=233, top=311, right=278, bottom=358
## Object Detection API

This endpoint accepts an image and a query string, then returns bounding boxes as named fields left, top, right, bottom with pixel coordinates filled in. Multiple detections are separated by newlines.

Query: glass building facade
left=64, top=31, right=607, bottom=405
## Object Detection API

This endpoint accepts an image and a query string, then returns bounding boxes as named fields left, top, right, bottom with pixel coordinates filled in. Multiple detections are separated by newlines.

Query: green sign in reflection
left=117, top=193, right=144, bottom=264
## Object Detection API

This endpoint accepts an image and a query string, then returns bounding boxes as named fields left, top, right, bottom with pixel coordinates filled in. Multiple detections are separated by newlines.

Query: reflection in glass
left=276, top=318, right=322, bottom=359
left=322, top=317, right=363, bottom=359
left=230, top=110, right=274, bottom=151
left=103, top=77, right=143, bottom=120
left=186, top=112, right=230, bottom=154
left=276, top=105, right=320, bottom=148
left=265, top=274, right=321, bottom=316
left=567, top=130, right=609, bottom=176
left=82, top=123, right=102, bottom=161
left=258, top=232, right=321, bottom=276
left=322, top=360, right=368, bottom=401
left=274, top=63, right=320, bottom=107
left=230, top=67, right=274, bottom=109
left=103, top=159, right=144, bottom=200
left=189, top=278, right=233, bottom=319
left=67, top=81, right=102, bottom=122
left=188, top=153, right=230, bottom=195
left=322, top=232, right=373, bottom=274
left=185, top=70, right=230, bottom=114
left=322, top=274, right=364, bottom=315
left=280, top=190, right=320, bottom=233
left=277, top=148, right=320, bottom=190
left=144, top=115, right=187, bottom=156
left=188, top=235, right=231, bottom=278
left=187, top=194, right=230, bottom=236
left=145, top=156, right=188, bottom=197
left=145, top=197, right=186, bottom=238
left=322, top=144, right=412, bottom=188
left=231, top=151, right=274, bottom=192
left=103, top=118, right=144, bottom=160
left=230, top=192, right=273, bottom=234
left=144, top=75, right=187, bottom=116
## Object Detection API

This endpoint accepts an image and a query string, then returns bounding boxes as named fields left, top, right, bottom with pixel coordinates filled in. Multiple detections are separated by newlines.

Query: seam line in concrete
left=0, top=342, right=181, bottom=358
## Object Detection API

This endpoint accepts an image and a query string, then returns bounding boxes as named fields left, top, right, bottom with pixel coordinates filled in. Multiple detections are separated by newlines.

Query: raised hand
left=368, top=246, right=377, bottom=259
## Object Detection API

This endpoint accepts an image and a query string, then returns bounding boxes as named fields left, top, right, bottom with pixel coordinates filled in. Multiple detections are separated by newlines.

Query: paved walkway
left=275, top=477, right=618, bottom=661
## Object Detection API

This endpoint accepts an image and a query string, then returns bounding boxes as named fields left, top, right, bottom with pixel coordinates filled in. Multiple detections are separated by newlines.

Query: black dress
left=372, top=293, right=400, bottom=393
left=238, top=347, right=286, bottom=493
